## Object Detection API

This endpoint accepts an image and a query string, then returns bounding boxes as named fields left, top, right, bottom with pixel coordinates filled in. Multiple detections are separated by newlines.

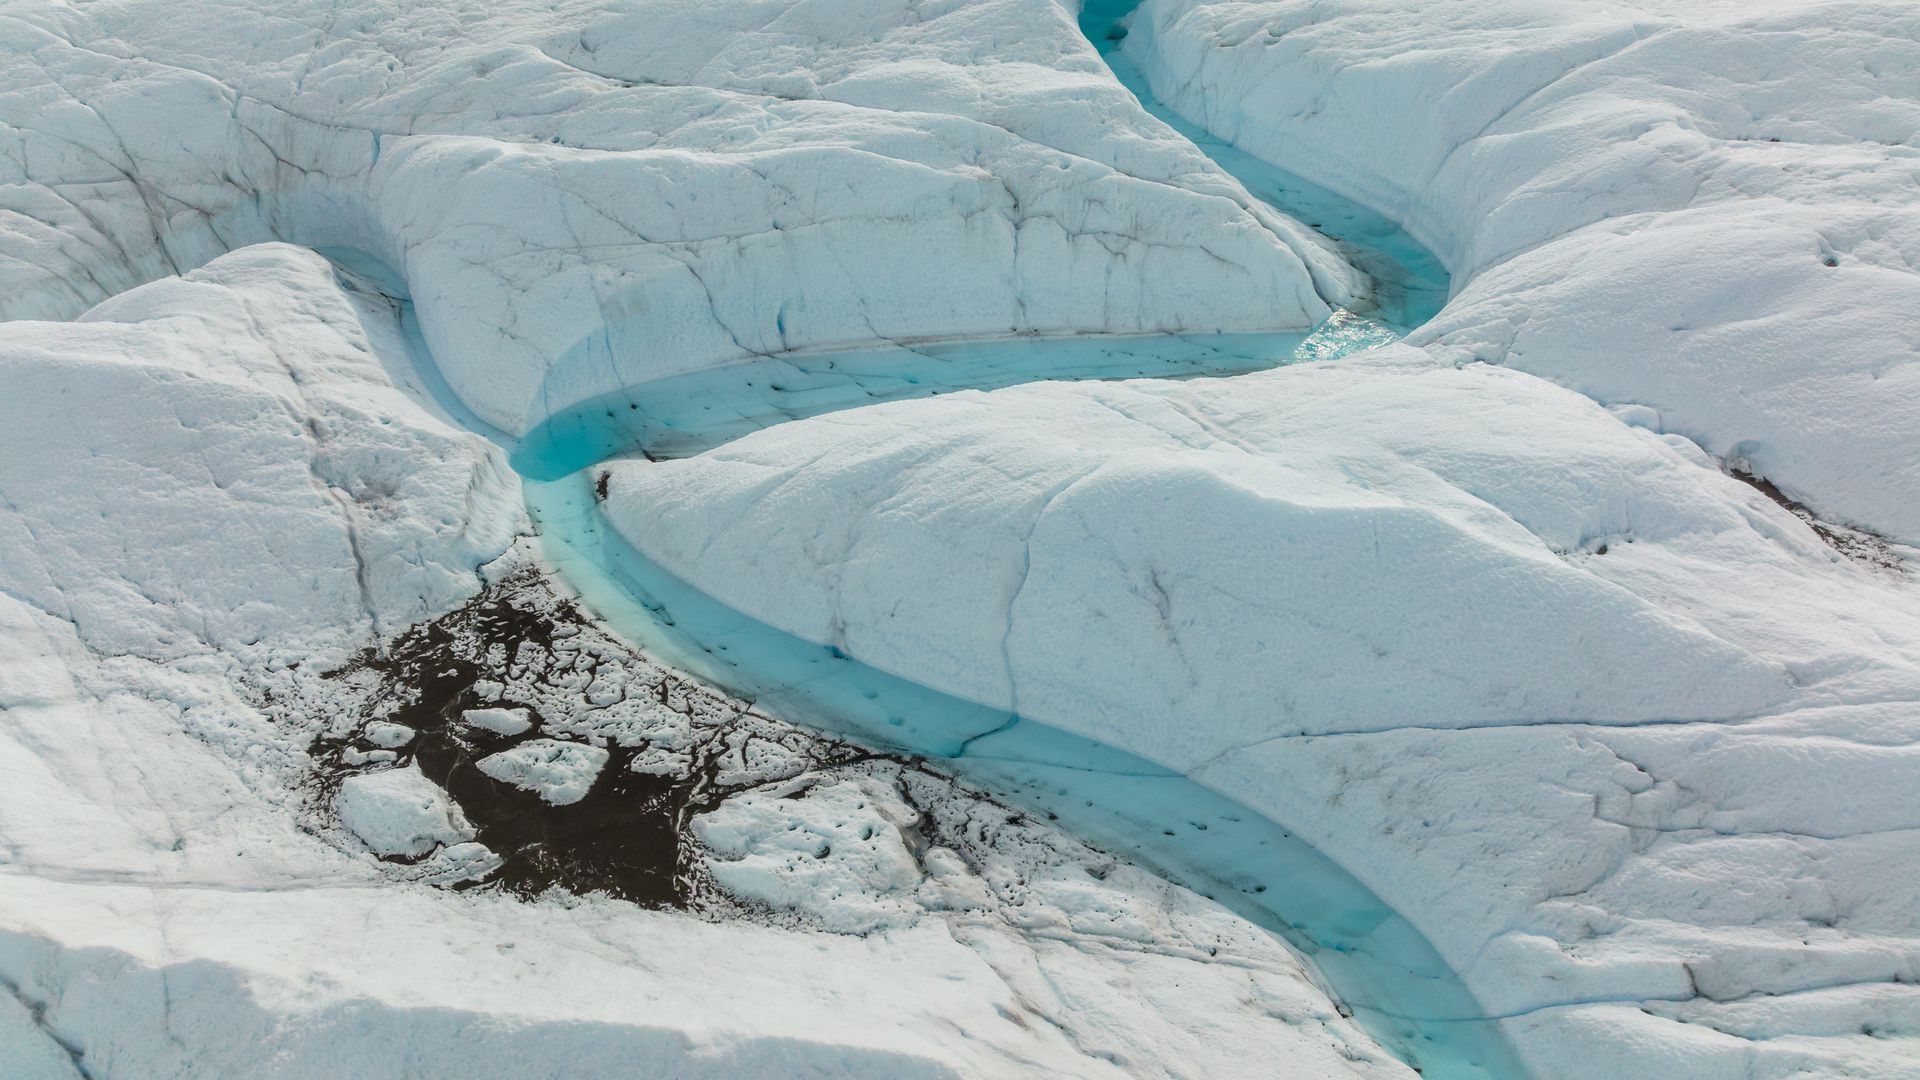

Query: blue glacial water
left=515, top=330, right=1306, bottom=478
left=334, top=3, right=1521, bottom=1072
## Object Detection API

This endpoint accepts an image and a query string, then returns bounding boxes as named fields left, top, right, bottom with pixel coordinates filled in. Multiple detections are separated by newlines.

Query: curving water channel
left=1078, top=0, right=1450, bottom=333
left=341, top=4, right=1522, bottom=1075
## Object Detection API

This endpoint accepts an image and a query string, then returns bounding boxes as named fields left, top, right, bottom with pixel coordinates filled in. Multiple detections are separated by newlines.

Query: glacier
left=3, top=0, right=1920, bottom=1077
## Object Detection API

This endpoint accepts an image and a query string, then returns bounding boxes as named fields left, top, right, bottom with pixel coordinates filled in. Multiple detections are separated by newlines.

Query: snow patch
left=696, top=777, right=926, bottom=934
left=462, top=707, right=533, bottom=737
left=475, top=739, right=610, bottom=806
left=335, top=766, right=474, bottom=859
left=361, top=722, right=414, bottom=749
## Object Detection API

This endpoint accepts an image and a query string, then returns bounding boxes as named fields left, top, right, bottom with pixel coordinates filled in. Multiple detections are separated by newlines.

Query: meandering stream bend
left=342, top=4, right=1523, bottom=1075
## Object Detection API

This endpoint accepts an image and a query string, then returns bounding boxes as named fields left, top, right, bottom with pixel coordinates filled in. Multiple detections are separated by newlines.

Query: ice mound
left=695, top=776, right=927, bottom=934
left=335, top=765, right=475, bottom=858
left=463, top=707, right=534, bottom=737
left=476, top=738, right=610, bottom=806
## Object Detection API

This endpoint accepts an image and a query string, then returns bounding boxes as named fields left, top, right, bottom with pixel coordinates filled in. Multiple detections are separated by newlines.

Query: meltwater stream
left=340, top=5, right=1520, bottom=1075
left=1080, top=0, right=1450, bottom=332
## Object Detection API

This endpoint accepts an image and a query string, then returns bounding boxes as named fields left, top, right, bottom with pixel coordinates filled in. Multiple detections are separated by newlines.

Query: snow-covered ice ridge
left=5, top=1, right=1920, bottom=1079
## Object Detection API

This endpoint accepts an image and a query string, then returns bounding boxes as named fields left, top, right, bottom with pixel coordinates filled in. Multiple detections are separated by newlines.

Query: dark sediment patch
left=1731, top=468, right=1907, bottom=572
left=307, top=571, right=869, bottom=906
left=297, top=570, right=1166, bottom=938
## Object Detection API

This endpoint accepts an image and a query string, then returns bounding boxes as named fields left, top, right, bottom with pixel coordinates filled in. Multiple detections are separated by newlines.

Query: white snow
left=0, top=855, right=1408, bottom=1079
left=335, top=766, right=475, bottom=858
left=475, top=739, right=610, bottom=806
left=361, top=721, right=415, bottom=749
left=0, top=243, right=519, bottom=667
left=695, top=776, right=927, bottom=934
left=462, top=707, right=534, bottom=737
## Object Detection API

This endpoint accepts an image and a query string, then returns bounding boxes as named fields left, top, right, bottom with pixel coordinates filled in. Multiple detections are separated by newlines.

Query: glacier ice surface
left=5, top=0, right=1920, bottom=1076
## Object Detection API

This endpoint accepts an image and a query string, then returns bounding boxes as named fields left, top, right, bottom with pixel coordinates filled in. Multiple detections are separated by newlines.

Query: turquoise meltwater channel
left=336, top=1, right=1524, bottom=1071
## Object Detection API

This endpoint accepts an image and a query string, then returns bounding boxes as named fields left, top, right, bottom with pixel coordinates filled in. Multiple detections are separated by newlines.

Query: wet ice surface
left=517, top=331, right=1306, bottom=478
